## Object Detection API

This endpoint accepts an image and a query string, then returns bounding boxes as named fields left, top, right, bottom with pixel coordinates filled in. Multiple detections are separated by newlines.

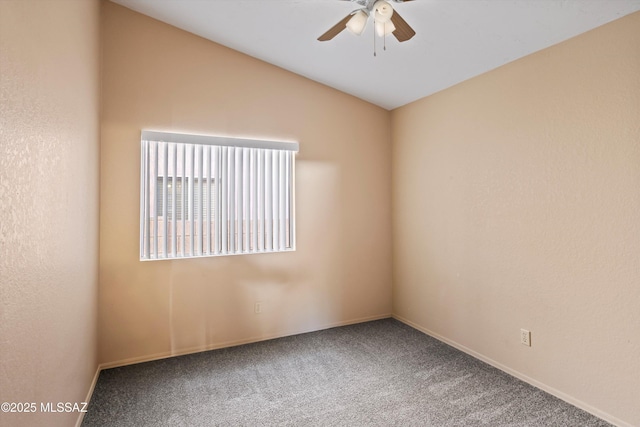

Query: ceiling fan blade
left=318, top=14, right=353, bottom=42
left=390, top=10, right=416, bottom=42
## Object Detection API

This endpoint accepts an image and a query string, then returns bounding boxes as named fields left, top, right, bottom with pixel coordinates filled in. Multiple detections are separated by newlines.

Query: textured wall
left=0, top=1, right=100, bottom=426
left=99, top=2, right=392, bottom=366
left=392, top=12, right=640, bottom=426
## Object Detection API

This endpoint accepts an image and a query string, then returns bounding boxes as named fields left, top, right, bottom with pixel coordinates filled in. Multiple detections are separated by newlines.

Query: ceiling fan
left=318, top=0, right=416, bottom=43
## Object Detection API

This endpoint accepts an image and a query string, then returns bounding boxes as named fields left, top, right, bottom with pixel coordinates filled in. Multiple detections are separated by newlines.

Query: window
left=140, top=131, right=298, bottom=260
left=155, top=177, right=213, bottom=220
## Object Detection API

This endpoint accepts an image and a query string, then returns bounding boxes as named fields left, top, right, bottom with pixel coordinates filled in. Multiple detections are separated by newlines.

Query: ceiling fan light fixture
left=346, top=10, right=369, bottom=35
left=374, top=1, right=394, bottom=23
left=317, top=0, right=415, bottom=44
left=375, top=20, right=396, bottom=37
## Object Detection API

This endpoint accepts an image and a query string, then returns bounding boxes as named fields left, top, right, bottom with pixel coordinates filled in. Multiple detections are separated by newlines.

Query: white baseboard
left=392, top=314, right=631, bottom=427
left=75, top=365, right=101, bottom=427
left=99, top=313, right=392, bottom=370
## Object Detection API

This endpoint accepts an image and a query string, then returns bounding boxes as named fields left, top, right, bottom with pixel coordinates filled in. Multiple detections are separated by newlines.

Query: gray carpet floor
left=83, top=319, right=610, bottom=426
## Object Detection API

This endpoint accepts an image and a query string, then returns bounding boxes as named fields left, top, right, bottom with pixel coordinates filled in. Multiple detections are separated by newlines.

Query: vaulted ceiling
left=110, top=0, right=640, bottom=110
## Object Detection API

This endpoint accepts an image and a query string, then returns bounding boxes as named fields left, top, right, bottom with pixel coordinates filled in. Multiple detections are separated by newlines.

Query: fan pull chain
left=373, top=25, right=376, bottom=57
left=384, top=25, right=387, bottom=51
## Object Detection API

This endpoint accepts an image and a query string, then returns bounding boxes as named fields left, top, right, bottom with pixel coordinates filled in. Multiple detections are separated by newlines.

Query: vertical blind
left=140, top=131, right=298, bottom=260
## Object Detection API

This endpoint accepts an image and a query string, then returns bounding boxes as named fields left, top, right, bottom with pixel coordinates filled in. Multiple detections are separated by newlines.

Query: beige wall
left=0, top=1, right=100, bottom=426
left=99, top=2, right=392, bottom=366
left=392, top=11, right=640, bottom=426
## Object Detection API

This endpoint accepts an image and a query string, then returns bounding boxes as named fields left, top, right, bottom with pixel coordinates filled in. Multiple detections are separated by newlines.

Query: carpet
left=83, top=319, right=610, bottom=426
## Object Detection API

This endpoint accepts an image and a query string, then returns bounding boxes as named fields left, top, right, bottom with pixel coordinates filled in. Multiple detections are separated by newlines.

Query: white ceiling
left=110, top=0, right=640, bottom=110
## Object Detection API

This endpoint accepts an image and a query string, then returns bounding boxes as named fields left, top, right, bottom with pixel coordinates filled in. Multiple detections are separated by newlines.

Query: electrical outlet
left=254, top=302, right=262, bottom=314
left=520, top=329, right=531, bottom=347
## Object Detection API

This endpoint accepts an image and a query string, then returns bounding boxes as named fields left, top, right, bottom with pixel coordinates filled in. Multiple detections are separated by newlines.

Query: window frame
left=140, top=131, right=299, bottom=261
